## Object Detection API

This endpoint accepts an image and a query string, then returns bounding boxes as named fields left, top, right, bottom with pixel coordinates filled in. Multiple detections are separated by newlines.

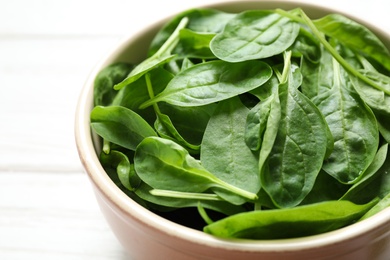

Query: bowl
left=75, top=1, right=390, bottom=259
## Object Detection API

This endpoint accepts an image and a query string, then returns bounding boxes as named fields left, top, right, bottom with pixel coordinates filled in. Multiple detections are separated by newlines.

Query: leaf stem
left=155, top=17, right=189, bottom=57
left=214, top=179, right=258, bottom=201
left=280, top=50, right=292, bottom=83
left=275, top=8, right=305, bottom=24
left=197, top=202, right=214, bottom=225
left=150, top=189, right=223, bottom=201
left=144, top=73, right=161, bottom=115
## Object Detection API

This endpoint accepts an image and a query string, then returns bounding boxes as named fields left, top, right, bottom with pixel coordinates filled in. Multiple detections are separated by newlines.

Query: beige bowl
left=75, top=1, right=390, bottom=259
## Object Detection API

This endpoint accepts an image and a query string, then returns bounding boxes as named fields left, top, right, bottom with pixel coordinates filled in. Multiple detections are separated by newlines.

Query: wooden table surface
left=1, top=0, right=389, bottom=259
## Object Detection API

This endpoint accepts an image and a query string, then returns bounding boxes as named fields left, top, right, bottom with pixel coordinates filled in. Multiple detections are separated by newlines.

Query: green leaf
left=261, top=63, right=329, bottom=208
left=210, top=10, right=299, bottom=62
left=313, top=13, right=390, bottom=71
left=204, top=199, right=378, bottom=239
left=201, top=97, right=260, bottom=205
left=112, top=67, right=173, bottom=124
left=154, top=112, right=201, bottom=153
left=134, top=137, right=258, bottom=203
left=155, top=103, right=215, bottom=153
left=99, top=150, right=141, bottom=191
left=140, top=60, right=272, bottom=108
left=148, top=8, right=235, bottom=56
left=300, top=45, right=334, bottom=99
left=312, top=57, right=379, bottom=184
left=300, top=169, right=349, bottom=205
left=360, top=193, right=390, bottom=221
left=114, top=17, right=188, bottom=90
left=341, top=143, right=388, bottom=202
left=257, top=92, right=281, bottom=175
left=174, top=29, right=216, bottom=59
left=93, top=62, right=134, bottom=106
left=350, top=69, right=390, bottom=116
left=134, top=182, right=246, bottom=216
left=290, top=27, right=321, bottom=63
left=245, top=95, right=274, bottom=151
left=376, top=113, right=390, bottom=143
left=90, top=106, right=157, bottom=150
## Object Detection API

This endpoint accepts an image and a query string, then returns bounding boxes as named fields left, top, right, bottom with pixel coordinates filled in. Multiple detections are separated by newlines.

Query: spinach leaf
left=91, top=7, right=390, bottom=240
left=94, top=62, right=134, bottom=106
left=300, top=169, right=349, bottom=205
left=377, top=112, right=390, bottom=143
left=341, top=143, right=388, bottom=202
left=312, top=57, right=379, bottom=184
left=290, top=27, right=321, bottom=63
left=134, top=137, right=258, bottom=203
left=90, top=106, right=157, bottom=151
left=313, top=14, right=390, bottom=71
left=156, top=103, right=215, bottom=153
left=300, top=45, right=334, bottom=99
left=204, top=199, right=378, bottom=239
left=261, top=58, right=329, bottom=208
left=100, top=150, right=141, bottom=191
left=201, top=97, right=260, bottom=205
left=210, top=10, right=299, bottom=62
left=140, top=60, right=272, bottom=108
left=149, top=8, right=235, bottom=56
left=134, top=182, right=246, bottom=216
left=154, top=112, right=201, bottom=153
left=298, top=9, right=390, bottom=96
left=114, top=17, right=188, bottom=90
left=245, top=95, right=273, bottom=151
left=350, top=69, right=390, bottom=116
left=249, top=73, right=279, bottom=101
left=346, top=144, right=390, bottom=204
left=174, top=29, right=216, bottom=59
left=112, top=67, right=173, bottom=124
left=360, top=194, right=390, bottom=221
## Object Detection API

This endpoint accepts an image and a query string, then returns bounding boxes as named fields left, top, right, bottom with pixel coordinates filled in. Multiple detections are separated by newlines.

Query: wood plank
left=0, top=171, right=129, bottom=259
left=0, top=0, right=220, bottom=36
left=0, top=37, right=117, bottom=172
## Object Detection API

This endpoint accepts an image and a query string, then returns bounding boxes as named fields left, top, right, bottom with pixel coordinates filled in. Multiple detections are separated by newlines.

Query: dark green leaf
left=100, top=150, right=141, bottom=191
left=204, top=199, right=377, bottom=239
left=312, top=56, right=379, bottom=184
left=141, top=60, right=272, bottom=108
left=90, top=106, right=157, bottom=150
left=262, top=66, right=329, bottom=208
left=94, top=62, right=134, bottom=106
left=149, top=8, right=235, bottom=55
left=210, top=10, right=299, bottom=62
left=313, top=13, right=390, bottom=71
left=201, top=97, right=260, bottom=205
left=134, top=137, right=258, bottom=203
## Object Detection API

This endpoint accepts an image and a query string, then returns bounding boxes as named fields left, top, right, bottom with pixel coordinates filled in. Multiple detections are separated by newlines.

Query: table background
left=1, top=0, right=389, bottom=259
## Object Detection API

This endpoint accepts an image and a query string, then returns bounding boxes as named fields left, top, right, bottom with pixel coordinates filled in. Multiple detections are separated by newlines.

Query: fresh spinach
left=261, top=52, right=329, bottom=208
left=134, top=136, right=258, bottom=203
left=90, top=7, right=390, bottom=240
left=204, top=199, right=378, bottom=239
left=90, top=106, right=157, bottom=151
left=94, top=62, right=134, bottom=106
left=210, top=10, right=300, bottom=62
left=140, top=59, right=272, bottom=108
left=311, top=53, right=379, bottom=184
left=201, top=96, right=260, bottom=205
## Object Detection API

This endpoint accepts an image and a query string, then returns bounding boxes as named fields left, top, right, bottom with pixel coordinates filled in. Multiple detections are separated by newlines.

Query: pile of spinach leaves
left=91, top=7, right=390, bottom=240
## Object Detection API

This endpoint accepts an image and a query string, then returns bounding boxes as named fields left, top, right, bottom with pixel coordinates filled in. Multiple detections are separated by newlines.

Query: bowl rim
left=75, top=0, right=390, bottom=254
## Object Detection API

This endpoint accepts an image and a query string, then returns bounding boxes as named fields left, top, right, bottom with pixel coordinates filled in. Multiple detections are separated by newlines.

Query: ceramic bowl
left=75, top=1, right=390, bottom=259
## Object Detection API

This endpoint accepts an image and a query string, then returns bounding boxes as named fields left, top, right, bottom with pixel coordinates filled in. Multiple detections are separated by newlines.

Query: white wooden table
left=1, top=0, right=389, bottom=259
